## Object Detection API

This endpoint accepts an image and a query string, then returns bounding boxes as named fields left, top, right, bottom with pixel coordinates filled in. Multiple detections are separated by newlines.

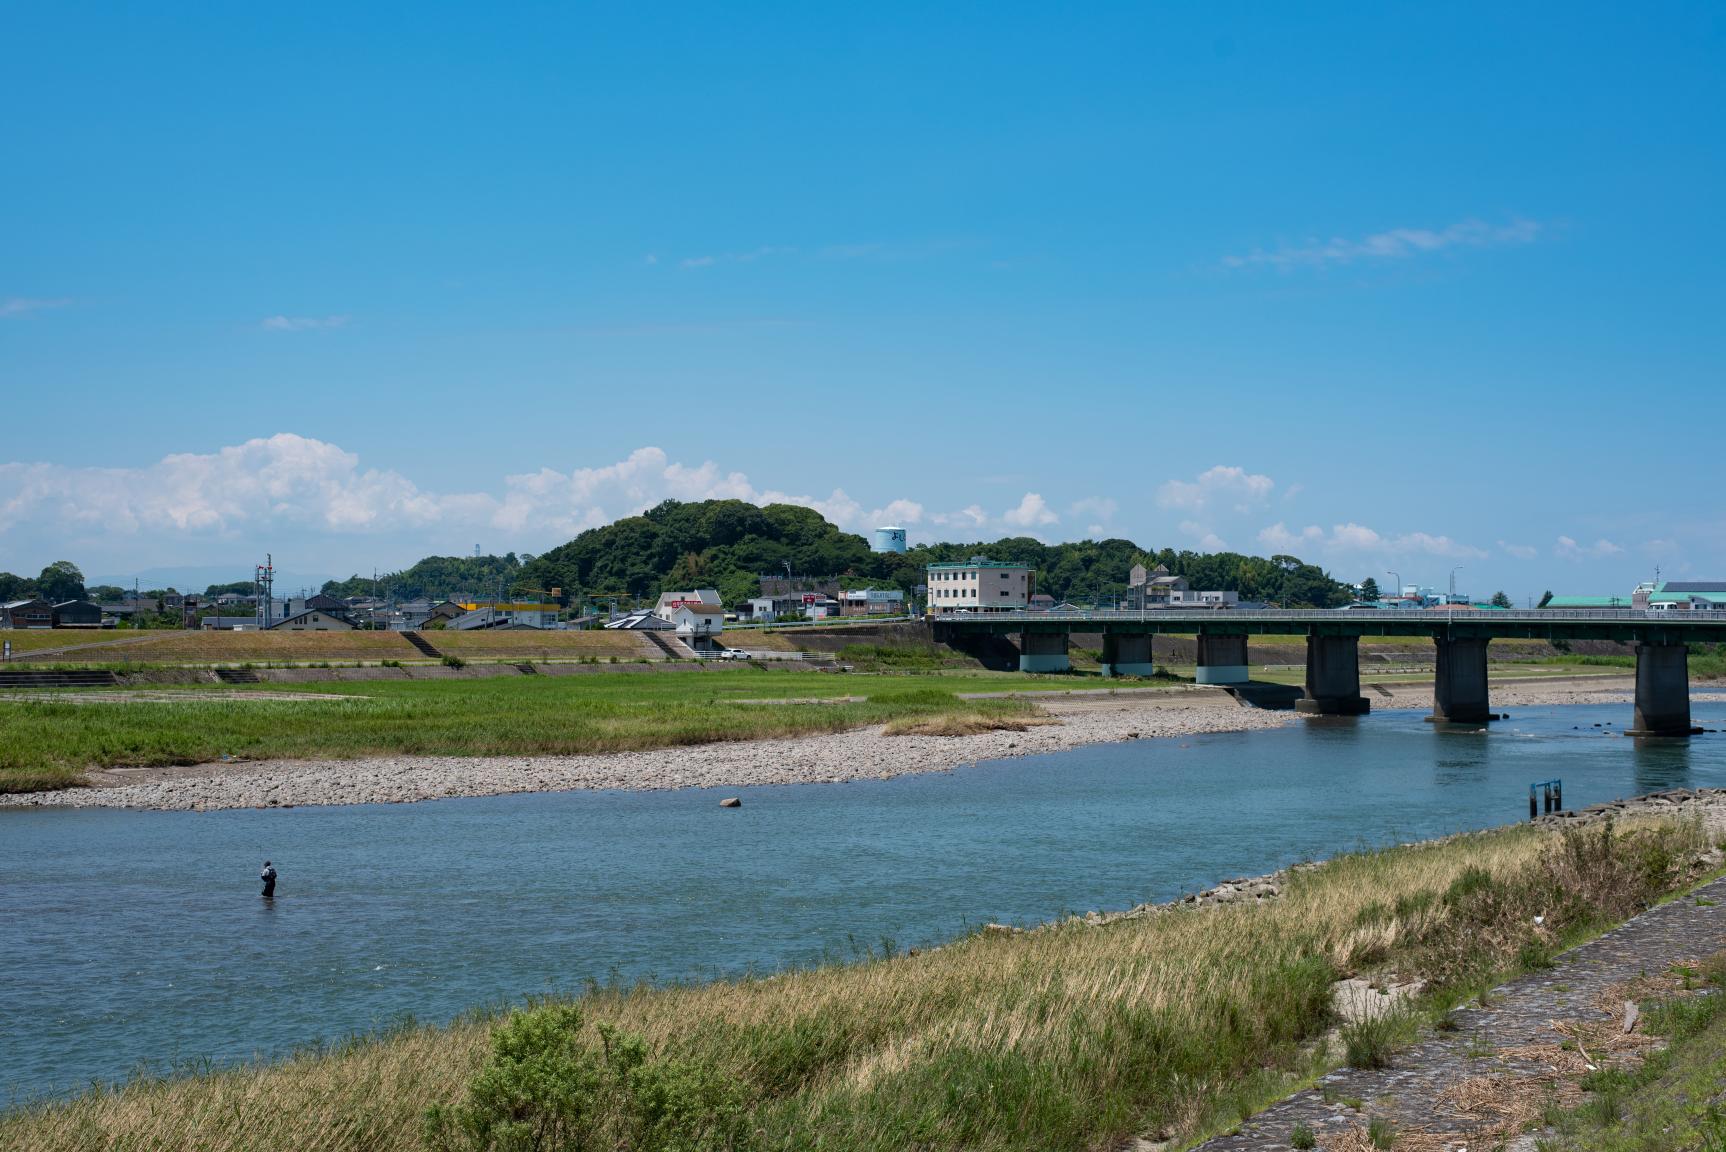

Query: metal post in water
left=1530, top=787, right=1538, bottom=820
left=1554, top=780, right=1562, bottom=812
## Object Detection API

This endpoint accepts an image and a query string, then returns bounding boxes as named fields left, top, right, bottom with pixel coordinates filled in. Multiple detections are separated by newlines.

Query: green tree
left=36, top=560, right=85, bottom=602
left=1359, top=577, right=1381, bottom=602
left=0, top=571, right=35, bottom=600
left=1490, top=590, right=1513, bottom=609
left=1538, top=589, right=1554, bottom=608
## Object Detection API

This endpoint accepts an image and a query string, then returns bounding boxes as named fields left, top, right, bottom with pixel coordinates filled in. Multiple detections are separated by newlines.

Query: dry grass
left=428, top=631, right=656, bottom=659
left=35, top=630, right=425, bottom=664
left=882, top=709, right=1062, bottom=737
left=1, top=630, right=148, bottom=653
left=8, top=823, right=1671, bottom=1152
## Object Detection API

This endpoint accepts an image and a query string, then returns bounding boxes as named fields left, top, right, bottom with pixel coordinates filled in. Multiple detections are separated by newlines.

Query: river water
left=4, top=702, right=1725, bottom=1103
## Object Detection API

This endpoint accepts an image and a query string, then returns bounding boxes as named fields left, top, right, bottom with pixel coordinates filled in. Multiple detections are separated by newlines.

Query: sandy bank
left=1368, top=673, right=1726, bottom=712
left=2, top=687, right=1289, bottom=812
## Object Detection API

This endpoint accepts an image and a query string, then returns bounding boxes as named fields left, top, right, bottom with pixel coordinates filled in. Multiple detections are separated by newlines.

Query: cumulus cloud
left=1, top=296, right=71, bottom=318
left=679, top=246, right=795, bottom=270
left=1001, top=492, right=1058, bottom=528
left=1157, top=466, right=1275, bottom=513
left=1224, top=218, right=1540, bottom=270
left=1554, top=535, right=1624, bottom=561
left=1256, top=521, right=1486, bottom=559
left=1069, top=496, right=1118, bottom=522
left=0, top=436, right=931, bottom=547
left=261, top=315, right=350, bottom=332
left=1498, top=540, right=1539, bottom=560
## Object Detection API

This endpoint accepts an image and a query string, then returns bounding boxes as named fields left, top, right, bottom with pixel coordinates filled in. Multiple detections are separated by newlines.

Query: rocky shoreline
left=0, top=688, right=1289, bottom=812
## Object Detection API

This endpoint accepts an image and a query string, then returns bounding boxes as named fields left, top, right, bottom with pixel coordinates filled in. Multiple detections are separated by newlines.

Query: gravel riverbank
left=1, top=687, right=1290, bottom=812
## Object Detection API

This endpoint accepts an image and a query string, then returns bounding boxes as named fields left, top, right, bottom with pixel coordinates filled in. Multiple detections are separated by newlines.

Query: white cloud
left=1330, top=523, right=1384, bottom=551
left=1001, top=492, right=1058, bottom=528
left=1554, top=535, right=1624, bottom=561
left=0, top=436, right=935, bottom=548
left=1069, top=496, right=1118, bottom=522
left=1498, top=540, right=1539, bottom=560
left=1254, top=520, right=1486, bottom=559
left=1, top=296, right=71, bottom=318
left=679, top=246, right=795, bottom=270
left=1157, top=465, right=1275, bottom=513
left=1258, top=522, right=1325, bottom=552
left=261, top=315, right=350, bottom=332
left=1177, top=521, right=1229, bottom=551
left=1224, top=218, right=1541, bottom=270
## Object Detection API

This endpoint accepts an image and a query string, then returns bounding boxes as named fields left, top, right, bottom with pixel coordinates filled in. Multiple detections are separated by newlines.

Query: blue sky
left=3, top=3, right=1721, bottom=599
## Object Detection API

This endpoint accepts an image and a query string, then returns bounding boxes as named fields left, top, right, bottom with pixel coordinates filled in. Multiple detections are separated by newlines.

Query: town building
left=837, top=588, right=905, bottom=616
left=267, top=610, right=354, bottom=632
left=603, top=610, right=675, bottom=631
left=51, top=600, right=104, bottom=628
left=655, top=590, right=725, bottom=637
left=926, top=558, right=1032, bottom=613
left=448, top=601, right=559, bottom=629
left=200, top=615, right=257, bottom=630
left=0, top=599, right=54, bottom=629
left=1127, top=563, right=1188, bottom=607
left=1645, top=581, right=1726, bottom=610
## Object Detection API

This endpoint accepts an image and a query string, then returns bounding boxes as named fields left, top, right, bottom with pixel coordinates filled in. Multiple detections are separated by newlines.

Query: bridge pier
left=1019, top=630, right=1070, bottom=673
left=1430, top=636, right=1493, bottom=723
left=1194, top=633, right=1249, bottom=684
left=1628, top=642, right=1699, bottom=736
left=1100, top=633, right=1156, bottom=677
left=1296, top=634, right=1370, bottom=715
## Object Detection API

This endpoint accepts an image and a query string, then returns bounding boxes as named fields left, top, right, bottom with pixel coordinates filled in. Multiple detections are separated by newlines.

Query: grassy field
left=0, top=669, right=1110, bottom=793
left=3, top=819, right=1711, bottom=1152
left=427, top=631, right=657, bottom=659
left=5, top=629, right=671, bottom=667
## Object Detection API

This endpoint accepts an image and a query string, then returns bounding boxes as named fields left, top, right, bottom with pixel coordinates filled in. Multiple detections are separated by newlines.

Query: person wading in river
left=260, top=860, right=277, bottom=899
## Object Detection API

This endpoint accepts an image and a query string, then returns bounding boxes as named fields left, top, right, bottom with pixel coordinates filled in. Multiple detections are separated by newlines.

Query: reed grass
left=4, top=818, right=1708, bottom=1151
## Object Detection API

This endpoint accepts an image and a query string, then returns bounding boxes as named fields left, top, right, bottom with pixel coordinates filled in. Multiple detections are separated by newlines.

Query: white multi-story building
left=926, top=558, right=1031, bottom=613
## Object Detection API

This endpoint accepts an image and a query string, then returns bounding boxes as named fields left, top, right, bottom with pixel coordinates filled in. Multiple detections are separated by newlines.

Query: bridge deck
left=929, top=608, right=1726, bottom=643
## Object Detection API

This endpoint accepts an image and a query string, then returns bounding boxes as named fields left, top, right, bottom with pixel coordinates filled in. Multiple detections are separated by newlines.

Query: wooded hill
left=321, top=499, right=1352, bottom=610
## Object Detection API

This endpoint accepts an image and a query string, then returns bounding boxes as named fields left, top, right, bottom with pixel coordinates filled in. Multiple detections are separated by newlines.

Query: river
left=3, top=702, right=1724, bottom=1103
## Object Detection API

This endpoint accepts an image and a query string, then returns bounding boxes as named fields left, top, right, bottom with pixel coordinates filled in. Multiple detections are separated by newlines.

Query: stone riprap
left=1, top=689, right=1288, bottom=812
left=1188, top=868, right=1726, bottom=1150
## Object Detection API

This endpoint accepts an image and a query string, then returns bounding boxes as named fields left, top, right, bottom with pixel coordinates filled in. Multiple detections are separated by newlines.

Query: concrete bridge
left=929, top=609, right=1726, bottom=736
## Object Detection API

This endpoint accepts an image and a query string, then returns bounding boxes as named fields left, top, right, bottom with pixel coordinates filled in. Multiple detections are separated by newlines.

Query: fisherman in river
left=260, top=860, right=277, bottom=899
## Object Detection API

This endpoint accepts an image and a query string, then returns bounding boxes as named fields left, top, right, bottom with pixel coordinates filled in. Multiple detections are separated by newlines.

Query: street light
left=1386, top=570, right=1401, bottom=602
left=1449, top=565, right=1466, bottom=602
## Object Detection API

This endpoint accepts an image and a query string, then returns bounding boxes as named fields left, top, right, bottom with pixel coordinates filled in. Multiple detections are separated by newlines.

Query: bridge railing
left=928, top=608, right=1726, bottom=625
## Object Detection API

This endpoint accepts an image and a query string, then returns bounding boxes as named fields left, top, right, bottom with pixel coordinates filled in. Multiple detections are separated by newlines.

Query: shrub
left=424, top=1004, right=749, bottom=1152
left=442, top=655, right=466, bottom=669
left=1290, top=1121, right=1317, bottom=1149
left=1341, top=1012, right=1404, bottom=1070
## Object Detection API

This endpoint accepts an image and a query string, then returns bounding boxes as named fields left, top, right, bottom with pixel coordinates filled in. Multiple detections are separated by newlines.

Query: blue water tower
left=873, top=526, right=908, bottom=554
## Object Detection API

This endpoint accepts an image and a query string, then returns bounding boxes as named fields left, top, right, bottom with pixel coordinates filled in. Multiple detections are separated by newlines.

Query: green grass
left=0, top=670, right=1104, bottom=793
left=2, top=819, right=1707, bottom=1152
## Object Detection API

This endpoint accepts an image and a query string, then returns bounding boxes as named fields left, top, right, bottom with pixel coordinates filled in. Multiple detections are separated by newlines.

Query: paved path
left=1192, top=873, right=1726, bottom=1150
